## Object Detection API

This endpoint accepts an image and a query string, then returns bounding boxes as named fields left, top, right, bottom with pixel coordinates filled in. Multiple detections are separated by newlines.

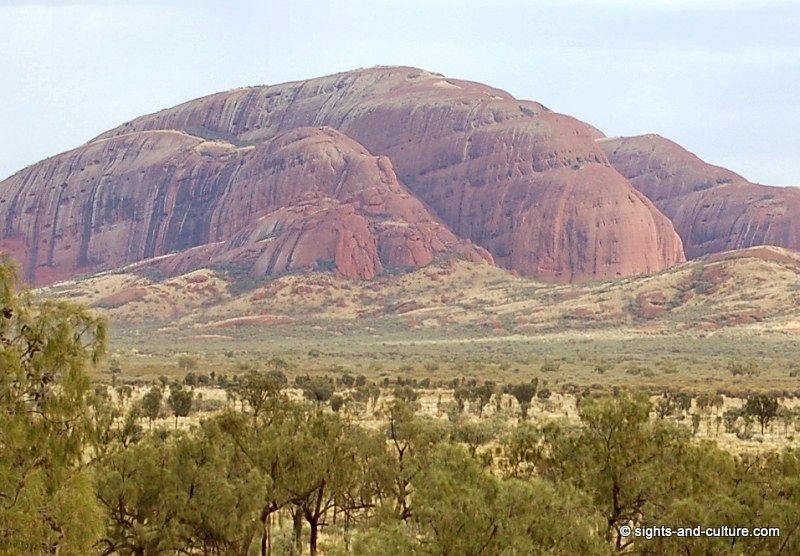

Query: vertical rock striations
left=0, top=126, right=489, bottom=284
left=601, top=134, right=800, bottom=259
left=91, top=67, right=686, bottom=282
left=2, top=67, right=690, bottom=285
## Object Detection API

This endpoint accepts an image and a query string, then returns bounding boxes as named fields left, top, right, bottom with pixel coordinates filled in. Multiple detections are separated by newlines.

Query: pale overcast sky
left=1, top=0, right=798, bottom=185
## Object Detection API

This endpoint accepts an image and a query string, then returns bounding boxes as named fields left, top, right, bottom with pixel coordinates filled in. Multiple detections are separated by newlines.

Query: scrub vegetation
left=5, top=260, right=800, bottom=555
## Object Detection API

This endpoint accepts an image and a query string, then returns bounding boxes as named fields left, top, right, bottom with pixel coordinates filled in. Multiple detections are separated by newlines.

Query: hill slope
left=1, top=66, right=684, bottom=285
left=601, top=134, right=800, bottom=259
left=40, top=245, right=800, bottom=337
left=0, top=123, right=488, bottom=284
left=6, top=67, right=800, bottom=288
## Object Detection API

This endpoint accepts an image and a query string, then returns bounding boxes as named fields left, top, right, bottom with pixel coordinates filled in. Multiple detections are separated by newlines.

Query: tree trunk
left=309, top=518, right=319, bottom=556
left=344, top=511, right=352, bottom=553
left=259, top=501, right=279, bottom=556
left=260, top=512, right=269, bottom=556
left=292, top=507, right=303, bottom=555
left=308, top=483, right=325, bottom=556
left=267, top=512, right=272, bottom=556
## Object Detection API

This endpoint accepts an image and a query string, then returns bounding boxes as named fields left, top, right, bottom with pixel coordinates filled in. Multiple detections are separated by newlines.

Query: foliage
left=510, top=382, right=537, bottom=420
left=538, top=393, right=699, bottom=550
left=354, top=443, right=610, bottom=555
left=95, top=420, right=266, bottom=555
left=140, top=385, right=162, bottom=429
left=302, top=376, right=335, bottom=406
left=743, top=394, right=780, bottom=434
left=177, top=354, right=198, bottom=371
left=728, top=359, right=761, bottom=377
left=238, top=369, right=285, bottom=420
left=0, top=259, right=107, bottom=554
left=167, top=383, right=193, bottom=428
left=6, top=255, right=800, bottom=554
left=655, top=390, right=692, bottom=419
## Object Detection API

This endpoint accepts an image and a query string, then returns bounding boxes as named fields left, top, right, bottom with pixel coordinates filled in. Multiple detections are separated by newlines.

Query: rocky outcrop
left=0, top=125, right=489, bottom=284
left=601, top=134, right=800, bottom=259
left=92, top=66, right=685, bottom=282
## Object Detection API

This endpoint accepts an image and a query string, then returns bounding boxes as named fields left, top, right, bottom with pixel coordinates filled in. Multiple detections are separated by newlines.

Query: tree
left=168, top=384, right=194, bottom=429
left=217, top=404, right=298, bottom=556
left=285, top=411, right=378, bottom=556
left=368, top=383, right=381, bottom=411
left=115, top=383, right=133, bottom=410
left=380, top=401, right=449, bottom=522
left=265, top=368, right=289, bottom=388
left=0, top=258, right=107, bottom=554
left=451, top=419, right=503, bottom=458
left=453, top=386, right=470, bottom=413
left=777, top=406, right=795, bottom=437
left=302, top=376, right=334, bottom=408
left=655, top=391, right=692, bottom=419
left=96, top=435, right=182, bottom=554
left=472, top=381, right=495, bottom=417
left=353, top=443, right=610, bottom=556
left=511, top=382, right=537, bottom=420
left=393, top=384, right=417, bottom=405
left=85, top=387, right=123, bottom=464
left=330, top=394, right=345, bottom=412
left=177, top=354, right=198, bottom=371
left=220, top=399, right=384, bottom=556
left=96, top=422, right=267, bottom=556
left=239, top=370, right=284, bottom=422
left=691, top=412, right=702, bottom=436
left=540, top=393, right=701, bottom=551
left=502, top=421, right=546, bottom=479
left=743, top=394, right=779, bottom=434
left=109, top=356, right=122, bottom=377
left=537, top=387, right=552, bottom=402
left=140, top=385, right=163, bottom=430
left=540, top=360, right=561, bottom=373
left=728, top=359, right=760, bottom=377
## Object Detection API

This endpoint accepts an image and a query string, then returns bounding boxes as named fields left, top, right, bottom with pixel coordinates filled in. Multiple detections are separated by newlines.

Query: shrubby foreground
left=1, top=261, right=799, bottom=555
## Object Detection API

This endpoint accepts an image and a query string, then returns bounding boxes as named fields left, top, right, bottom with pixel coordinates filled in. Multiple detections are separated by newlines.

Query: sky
left=1, top=0, right=798, bottom=185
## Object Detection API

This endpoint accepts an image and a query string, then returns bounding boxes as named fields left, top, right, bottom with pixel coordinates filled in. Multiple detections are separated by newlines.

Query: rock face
left=91, top=66, right=685, bottom=283
left=0, top=125, right=489, bottom=284
left=602, top=135, right=800, bottom=259
left=1, top=66, right=688, bottom=285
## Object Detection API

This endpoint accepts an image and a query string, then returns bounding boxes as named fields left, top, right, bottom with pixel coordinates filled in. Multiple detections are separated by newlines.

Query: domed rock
left=92, top=66, right=686, bottom=282
left=0, top=125, right=489, bottom=284
left=602, top=134, right=800, bottom=259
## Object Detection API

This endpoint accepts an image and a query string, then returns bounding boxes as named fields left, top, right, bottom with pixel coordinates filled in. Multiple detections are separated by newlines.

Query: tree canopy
left=0, top=258, right=107, bottom=554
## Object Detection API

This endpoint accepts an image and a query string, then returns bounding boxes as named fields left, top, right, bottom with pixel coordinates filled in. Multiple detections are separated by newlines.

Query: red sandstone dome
left=1, top=66, right=690, bottom=285
left=602, top=134, right=800, bottom=259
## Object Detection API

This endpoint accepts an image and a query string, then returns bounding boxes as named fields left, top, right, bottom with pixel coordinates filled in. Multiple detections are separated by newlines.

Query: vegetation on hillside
left=4, top=259, right=800, bottom=555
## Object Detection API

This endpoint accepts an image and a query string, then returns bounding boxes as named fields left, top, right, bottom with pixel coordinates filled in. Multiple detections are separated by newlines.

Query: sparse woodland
left=3, top=260, right=800, bottom=556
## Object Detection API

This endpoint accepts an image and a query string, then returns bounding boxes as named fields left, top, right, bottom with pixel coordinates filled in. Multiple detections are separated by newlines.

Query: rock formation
left=2, top=67, right=707, bottom=285
left=85, top=66, right=685, bottom=283
left=602, top=134, right=800, bottom=259
left=0, top=124, right=489, bottom=284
